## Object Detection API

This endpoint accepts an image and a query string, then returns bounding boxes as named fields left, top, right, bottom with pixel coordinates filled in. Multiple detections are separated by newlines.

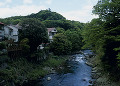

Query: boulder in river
left=82, top=79, right=86, bottom=81
left=47, top=77, right=51, bottom=81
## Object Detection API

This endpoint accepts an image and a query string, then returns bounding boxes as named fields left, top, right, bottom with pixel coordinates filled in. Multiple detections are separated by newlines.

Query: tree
left=82, top=18, right=104, bottom=49
left=20, top=38, right=30, bottom=57
left=43, top=20, right=84, bottom=30
left=65, top=29, right=83, bottom=52
left=50, top=33, right=72, bottom=55
left=56, top=27, right=65, bottom=33
left=19, top=18, right=48, bottom=52
left=81, top=0, right=120, bottom=78
left=93, top=0, right=120, bottom=27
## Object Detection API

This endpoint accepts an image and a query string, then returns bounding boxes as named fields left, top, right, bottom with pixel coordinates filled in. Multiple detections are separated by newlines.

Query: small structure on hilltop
left=0, top=22, right=4, bottom=41
left=47, top=28, right=57, bottom=43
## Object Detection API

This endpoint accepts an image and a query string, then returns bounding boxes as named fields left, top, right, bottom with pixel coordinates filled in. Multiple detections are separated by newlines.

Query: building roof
left=0, top=22, right=4, bottom=25
left=6, top=24, right=21, bottom=30
left=47, top=28, right=56, bottom=33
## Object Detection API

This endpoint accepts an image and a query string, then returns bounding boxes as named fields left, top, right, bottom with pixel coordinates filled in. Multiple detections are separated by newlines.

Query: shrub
left=43, top=58, right=64, bottom=67
left=0, top=42, right=6, bottom=50
left=20, top=38, right=30, bottom=57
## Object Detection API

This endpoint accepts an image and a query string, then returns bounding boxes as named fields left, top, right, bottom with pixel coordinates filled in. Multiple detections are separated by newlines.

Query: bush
left=0, top=55, right=9, bottom=64
left=27, top=68, right=48, bottom=80
left=43, top=58, right=64, bottom=67
left=50, top=33, right=72, bottom=55
left=20, top=38, right=30, bottom=57
left=0, top=42, right=6, bottom=50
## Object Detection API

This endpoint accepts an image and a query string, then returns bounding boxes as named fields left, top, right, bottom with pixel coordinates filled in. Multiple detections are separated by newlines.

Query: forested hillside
left=0, top=9, right=84, bottom=30
left=26, top=9, right=66, bottom=21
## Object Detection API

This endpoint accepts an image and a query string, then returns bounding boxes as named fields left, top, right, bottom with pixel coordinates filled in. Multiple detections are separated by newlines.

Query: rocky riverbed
left=35, top=50, right=94, bottom=86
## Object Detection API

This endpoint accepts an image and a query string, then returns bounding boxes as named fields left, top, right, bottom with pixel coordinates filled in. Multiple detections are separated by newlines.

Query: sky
left=0, top=0, right=98, bottom=23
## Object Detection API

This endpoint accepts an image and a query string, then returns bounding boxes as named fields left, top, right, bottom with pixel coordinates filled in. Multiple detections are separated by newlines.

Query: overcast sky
left=0, top=0, right=98, bottom=23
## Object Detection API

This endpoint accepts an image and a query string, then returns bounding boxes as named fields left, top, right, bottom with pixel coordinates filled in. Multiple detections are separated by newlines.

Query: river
left=35, top=50, right=93, bottom=86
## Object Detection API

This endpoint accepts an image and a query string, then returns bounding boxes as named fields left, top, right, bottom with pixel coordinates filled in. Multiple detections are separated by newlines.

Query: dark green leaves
left=19, top=18, right=48, bottom=52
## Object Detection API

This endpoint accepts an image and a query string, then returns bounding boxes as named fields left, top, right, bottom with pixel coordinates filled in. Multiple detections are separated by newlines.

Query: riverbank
left=86, top=54, right=120, bottom=86
left=0, top=54, right=69, bottom=86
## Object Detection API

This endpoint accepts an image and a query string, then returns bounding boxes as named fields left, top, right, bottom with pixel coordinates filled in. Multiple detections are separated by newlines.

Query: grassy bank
left=0, top=54, right=68, bottom=86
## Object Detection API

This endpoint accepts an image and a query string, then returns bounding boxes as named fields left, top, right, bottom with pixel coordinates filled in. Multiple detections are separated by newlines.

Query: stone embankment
left=86, top=54, right=120, bottom=86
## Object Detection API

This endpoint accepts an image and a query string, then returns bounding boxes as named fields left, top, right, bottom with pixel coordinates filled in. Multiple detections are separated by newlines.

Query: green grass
left=0, top=55, right=67, bottom=85
left=43, top=58, right=65, bottom=67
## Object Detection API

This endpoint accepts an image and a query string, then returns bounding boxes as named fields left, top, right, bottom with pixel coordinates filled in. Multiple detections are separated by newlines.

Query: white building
left=47, top=28, right=57, bottom=42
left=4, top=25, right=21, bottom=42
left=37, top=28, right=57, bottom=50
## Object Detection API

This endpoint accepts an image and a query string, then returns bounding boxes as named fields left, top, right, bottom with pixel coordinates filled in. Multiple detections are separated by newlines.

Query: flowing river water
left=35, top=50, right=93, bottom=86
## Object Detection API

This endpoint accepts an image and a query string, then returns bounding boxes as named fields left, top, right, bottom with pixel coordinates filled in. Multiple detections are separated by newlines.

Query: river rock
left=85, top=62, right=93, bottom=67
left=89, top=80, right=93, bottom=84
left=67, top=66, right=71, bottom=68
left=47, top=77, right=51, bottom=81
left=91, top=73, right=100, bottom=79
left=91, top=70, right=97, bottom=73
left=92, top=67, right=97, bottom=71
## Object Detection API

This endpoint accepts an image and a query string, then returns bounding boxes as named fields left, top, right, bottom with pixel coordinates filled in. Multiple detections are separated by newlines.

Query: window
left=52, top=32, right=54, bottom=35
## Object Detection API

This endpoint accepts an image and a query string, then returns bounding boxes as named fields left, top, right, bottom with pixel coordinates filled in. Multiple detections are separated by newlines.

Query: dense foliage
left=65, top=29, right=83, bottom=52
left=0, top=9, right=65, bottom=25
left=19, top=18, right=48, bottom=52
left=50, top=33, right=72, bottom=55
left=50, top=28, right=83, bottom=55
left=0, top=9, right=84, bottom=31
left=43, top=20, right=84, bottom=30
left=82, top=0, right=120, bottom=79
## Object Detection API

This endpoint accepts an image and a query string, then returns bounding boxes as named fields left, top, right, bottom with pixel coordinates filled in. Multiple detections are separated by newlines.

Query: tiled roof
left=47, top=28, right=56, bottom=33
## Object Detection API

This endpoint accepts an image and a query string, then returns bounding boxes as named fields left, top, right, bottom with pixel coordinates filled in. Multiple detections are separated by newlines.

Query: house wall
left=0, top=30, right=4, bottom=36
left=4, top=25, right=19, bottom=42
left=48, top=28, right=57, bottom=43
left=0, top=24, right=4, bottom=41
left=4, top=26, right=9, bottom=37
left=12, top=35, right=18, bottom=42
left=49, top=35, right=53, bottom=39
left=0, top=30, right=4, bottom=41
